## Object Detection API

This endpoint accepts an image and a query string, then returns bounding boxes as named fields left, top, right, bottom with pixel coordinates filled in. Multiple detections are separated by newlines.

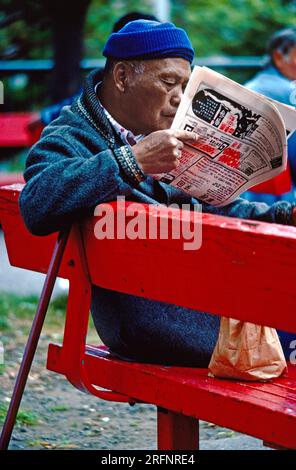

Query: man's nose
left=170, top=86, right=183, bottom=107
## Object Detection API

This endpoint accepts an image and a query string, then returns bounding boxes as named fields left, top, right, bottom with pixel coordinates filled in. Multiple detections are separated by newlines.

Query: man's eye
left=162, top=79, right=176, bottom=87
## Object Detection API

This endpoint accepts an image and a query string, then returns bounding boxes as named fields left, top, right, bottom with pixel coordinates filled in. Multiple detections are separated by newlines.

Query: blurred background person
left=241, top=27, right=296, bottom=206
left=241, top=27, right=296, bottom=357
left=246, top=27, right=296, bottom=105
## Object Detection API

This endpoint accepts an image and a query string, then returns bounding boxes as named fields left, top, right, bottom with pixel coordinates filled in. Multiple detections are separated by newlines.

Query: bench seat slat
left=47, top=344, right=296, bottom=448
left=50, top=344, right=296, bottom=412
left=236, top=381, right=296, bottom=402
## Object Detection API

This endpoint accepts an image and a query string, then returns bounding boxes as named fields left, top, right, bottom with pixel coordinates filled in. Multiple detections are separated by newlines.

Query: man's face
left=274, top=46, right=296, bottom=81
left=124, top=58, right=191, bottom=135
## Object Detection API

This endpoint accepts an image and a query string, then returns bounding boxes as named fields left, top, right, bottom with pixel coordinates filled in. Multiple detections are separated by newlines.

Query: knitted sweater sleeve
left=19, top=134, right=134, bottom=236
left=202, top=197, right=296, bottom=226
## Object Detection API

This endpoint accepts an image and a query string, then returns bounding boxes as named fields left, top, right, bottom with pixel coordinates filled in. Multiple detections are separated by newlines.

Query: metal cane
left=0, top=227, right=71, bottom=450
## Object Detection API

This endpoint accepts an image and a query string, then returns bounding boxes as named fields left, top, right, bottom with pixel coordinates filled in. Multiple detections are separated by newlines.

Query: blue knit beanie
left=103, top=20, right=194, bottom=63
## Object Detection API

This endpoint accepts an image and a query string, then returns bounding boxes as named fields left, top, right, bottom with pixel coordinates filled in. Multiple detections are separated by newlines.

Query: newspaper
left=155, top=66, right=296, bottom=206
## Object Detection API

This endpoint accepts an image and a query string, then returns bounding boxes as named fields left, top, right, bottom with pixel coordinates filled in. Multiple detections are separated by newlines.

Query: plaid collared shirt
left=94, top=82, right=144, bottom=147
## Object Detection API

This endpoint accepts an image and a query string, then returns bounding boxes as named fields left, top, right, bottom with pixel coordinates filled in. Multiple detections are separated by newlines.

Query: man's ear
left=273, top=50, right=287, bottom=71
left=112, top=62, right=131, bottom=93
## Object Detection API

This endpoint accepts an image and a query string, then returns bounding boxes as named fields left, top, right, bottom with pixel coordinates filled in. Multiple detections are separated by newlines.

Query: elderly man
left=20, top=20, right=296, bottom=366
left=246, top=27, right=296, bottom=106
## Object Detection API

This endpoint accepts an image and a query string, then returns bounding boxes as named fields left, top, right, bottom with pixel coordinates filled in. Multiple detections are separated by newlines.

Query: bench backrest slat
left=1, top=186, right=296, bottom=333
left=83, top=202, right=296, bottom=333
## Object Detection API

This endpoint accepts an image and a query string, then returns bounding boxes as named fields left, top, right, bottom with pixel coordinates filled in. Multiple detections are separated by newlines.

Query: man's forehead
left=144, top=58, right=191, bottom=78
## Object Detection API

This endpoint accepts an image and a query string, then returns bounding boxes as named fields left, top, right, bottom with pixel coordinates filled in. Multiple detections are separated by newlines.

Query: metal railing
left=0, top=56, right=267, bottom=74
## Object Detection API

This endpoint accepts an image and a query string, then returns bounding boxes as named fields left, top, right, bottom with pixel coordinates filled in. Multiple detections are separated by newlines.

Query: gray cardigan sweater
left=19, top=69, right=295, bottom=366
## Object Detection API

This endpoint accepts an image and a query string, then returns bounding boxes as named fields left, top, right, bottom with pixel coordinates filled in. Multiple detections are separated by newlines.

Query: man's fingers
left=172, top=129, right=198, bottom=142
left=173, top=147, right=182, bottom=159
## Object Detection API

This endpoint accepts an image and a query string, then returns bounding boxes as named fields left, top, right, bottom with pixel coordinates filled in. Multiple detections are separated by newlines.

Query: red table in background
left=0, top=112, right=43, bottom=187
left=0, top=112, right=43, bottom=148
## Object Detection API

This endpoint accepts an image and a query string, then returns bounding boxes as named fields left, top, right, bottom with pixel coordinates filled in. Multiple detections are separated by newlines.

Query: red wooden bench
left=0, top=112, right=44, bottom=188
left=250, top=162, right=292, bottom=195
left=1, top=184, right=296, bottom=450
left=0, top=173, right=24, bottom=187
left=0, top=112, right=42, bottom=148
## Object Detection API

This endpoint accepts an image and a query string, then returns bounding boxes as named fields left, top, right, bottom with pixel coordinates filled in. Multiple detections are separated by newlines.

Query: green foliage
left=0, top=310, right=10, bottom=331
left=0, top=293, right=67, bottom=331
left=0, top=293, right=39, bottom=331
left=0, top=1, right=51, bottom=59
left=48, top=405, right=69, bottom=412
left=0, top=403, right=39, bottom=426
left=172, top=0, right=296, bottom=56
left=1, top=0, right=296, bottom=109
left=4, top=1, right=295, bottom=63
left=84, top=0, right=155, bottom=56
left=83, top=0, right=296, bottom=58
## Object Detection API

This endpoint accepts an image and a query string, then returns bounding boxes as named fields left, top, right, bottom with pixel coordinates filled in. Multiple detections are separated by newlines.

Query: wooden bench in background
left=0, top=112, right=42, bottom=148
left=1, top=184, right=296, bottom=450
left=0, top=113, right=43, bottom=188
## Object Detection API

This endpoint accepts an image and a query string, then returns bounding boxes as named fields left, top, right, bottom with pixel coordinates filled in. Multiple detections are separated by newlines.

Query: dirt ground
left=0, top=309, right=268, bottom=451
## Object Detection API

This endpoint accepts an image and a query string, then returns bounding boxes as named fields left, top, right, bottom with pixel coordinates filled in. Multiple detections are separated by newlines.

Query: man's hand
left=132, top=129, right=198, bottom=174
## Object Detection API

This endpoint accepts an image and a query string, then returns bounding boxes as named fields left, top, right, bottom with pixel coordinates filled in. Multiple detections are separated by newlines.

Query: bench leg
left=263, top=441, right=291, bottom=450
left=157, top=407, right=199, bottom=450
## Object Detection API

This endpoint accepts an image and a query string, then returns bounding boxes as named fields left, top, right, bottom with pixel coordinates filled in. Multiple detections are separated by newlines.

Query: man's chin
left=159, top=117, right=175, bottom=130
left=146, top=118, right=175, bottom=133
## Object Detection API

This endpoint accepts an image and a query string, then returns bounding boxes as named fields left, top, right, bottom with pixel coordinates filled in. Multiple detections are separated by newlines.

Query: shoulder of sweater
left=39, top=102, right=108, bottom=147
left=245, top=68, right=293, bottom=104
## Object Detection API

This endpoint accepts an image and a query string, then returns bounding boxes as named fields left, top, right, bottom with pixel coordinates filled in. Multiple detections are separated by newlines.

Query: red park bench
left=0, top=112, right=42, bottom=148
left=0, top=112, right=43, bottom=188
left=1, top=184, right=296, bottom=450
